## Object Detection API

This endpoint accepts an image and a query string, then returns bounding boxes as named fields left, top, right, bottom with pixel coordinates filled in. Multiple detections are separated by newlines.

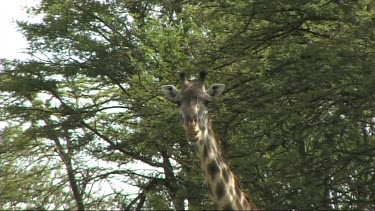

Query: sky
left=0, top=1, right=159, bottom=206
left=0, top=0, right=38, bottom=61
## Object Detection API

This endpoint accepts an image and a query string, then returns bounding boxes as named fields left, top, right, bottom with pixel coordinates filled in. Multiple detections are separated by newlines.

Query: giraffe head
left=161, top=71, right=225, bottom=142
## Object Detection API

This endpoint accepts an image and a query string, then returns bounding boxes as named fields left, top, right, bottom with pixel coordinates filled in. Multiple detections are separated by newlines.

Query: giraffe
left=161, top=71, right=256, bottom=210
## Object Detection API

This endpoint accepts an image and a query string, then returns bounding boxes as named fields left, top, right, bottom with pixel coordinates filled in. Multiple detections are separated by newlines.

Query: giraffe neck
left=191, top=118, right=256, bottom=210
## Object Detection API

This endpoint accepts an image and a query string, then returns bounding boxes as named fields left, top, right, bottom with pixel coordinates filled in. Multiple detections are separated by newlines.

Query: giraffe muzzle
left=184, top=121, right=201, bottom=142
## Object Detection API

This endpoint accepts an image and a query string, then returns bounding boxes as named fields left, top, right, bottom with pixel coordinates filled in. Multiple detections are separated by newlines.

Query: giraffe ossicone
left=162, top=71, right=256, bottom=210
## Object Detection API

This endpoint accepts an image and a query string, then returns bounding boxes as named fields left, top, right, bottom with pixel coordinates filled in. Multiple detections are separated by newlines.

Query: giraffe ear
left=161, top=85, right=180, bottom=102
left=207, top=84, right=225, bottom=99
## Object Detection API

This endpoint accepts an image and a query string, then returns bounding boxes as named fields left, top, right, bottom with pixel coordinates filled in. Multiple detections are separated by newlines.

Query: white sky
left=0, top=0, right=39, bottom=60
left=0, top=1, right=163, bottom=207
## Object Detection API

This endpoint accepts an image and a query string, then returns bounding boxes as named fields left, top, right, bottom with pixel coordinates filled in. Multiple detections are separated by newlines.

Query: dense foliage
left=0, top=0, right=374, bottom=209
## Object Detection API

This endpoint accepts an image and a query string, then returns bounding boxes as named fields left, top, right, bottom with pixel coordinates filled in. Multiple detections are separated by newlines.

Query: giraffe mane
left=207, top=118, right=256, bottom=209
left=233, top=172, right=256, bottom=209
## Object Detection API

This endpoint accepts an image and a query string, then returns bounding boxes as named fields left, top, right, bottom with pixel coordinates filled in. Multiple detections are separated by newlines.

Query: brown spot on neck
left=215, top=180, right=226, bottom=200
left=207, top=160, right=220, bottom=180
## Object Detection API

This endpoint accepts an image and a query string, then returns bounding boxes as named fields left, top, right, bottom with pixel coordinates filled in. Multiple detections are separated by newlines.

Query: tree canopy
left=0, top=0, right=374, bottom=209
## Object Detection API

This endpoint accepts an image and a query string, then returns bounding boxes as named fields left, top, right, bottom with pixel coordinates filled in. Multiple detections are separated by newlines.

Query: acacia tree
left=0, top=0, right=374, bottom=209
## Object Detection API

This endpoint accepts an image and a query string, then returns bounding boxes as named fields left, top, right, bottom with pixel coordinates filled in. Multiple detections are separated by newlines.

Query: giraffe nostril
left=184, top=118, right=198, bottom=126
